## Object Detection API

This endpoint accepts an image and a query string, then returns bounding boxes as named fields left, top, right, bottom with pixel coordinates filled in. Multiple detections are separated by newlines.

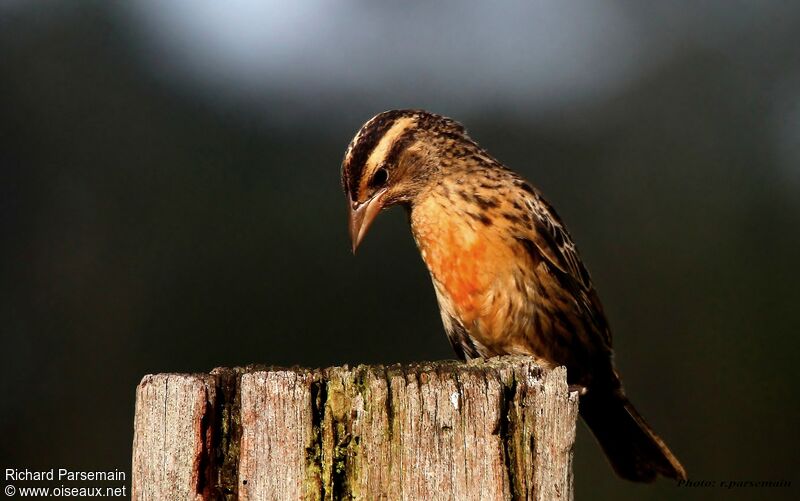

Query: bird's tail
left=579, top=388, right=687, bottom=482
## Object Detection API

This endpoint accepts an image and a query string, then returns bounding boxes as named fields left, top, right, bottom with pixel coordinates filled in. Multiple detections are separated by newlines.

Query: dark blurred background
left=2, top=1, right=799, bottom=499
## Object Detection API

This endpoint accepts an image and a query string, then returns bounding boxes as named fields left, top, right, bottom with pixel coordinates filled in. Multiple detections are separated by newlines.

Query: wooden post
left=131, top=356, right=578, bottom=501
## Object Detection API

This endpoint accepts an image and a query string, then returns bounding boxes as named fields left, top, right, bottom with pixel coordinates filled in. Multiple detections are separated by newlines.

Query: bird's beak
left=348, top=188, right=387, bottom=253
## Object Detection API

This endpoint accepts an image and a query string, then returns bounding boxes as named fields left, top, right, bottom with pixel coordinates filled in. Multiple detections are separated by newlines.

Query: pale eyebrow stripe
left=345, top=113, right=382, bottom=165
left=365, top=116, right=416, bottom=173
left=343, top=111, right=411, bottom=199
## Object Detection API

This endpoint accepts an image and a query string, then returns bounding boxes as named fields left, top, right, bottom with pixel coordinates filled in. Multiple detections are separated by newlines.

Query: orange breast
left=413, top=207, right=512, bottom=328
left=426, top=229, right=487, bottom=319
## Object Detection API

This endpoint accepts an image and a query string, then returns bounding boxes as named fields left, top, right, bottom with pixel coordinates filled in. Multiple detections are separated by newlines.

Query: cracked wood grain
left=132, top=373, right=216, bottom=501
left=131, top=356, right=578, bottom=501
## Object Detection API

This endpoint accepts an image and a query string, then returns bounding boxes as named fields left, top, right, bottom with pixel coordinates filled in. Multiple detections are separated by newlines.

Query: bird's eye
left=371, top=166, right=389, bottom=186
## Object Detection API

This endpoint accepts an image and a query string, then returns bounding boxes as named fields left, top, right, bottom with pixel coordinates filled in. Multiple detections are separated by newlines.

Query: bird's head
left=341, top=109, right=471, bottom=252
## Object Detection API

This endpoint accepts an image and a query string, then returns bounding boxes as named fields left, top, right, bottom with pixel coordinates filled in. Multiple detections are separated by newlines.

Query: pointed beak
left=348, top=188, right=387, bottom=253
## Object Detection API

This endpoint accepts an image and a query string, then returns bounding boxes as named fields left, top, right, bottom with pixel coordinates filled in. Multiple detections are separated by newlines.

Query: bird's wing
left=523, top=189, right=591, bottom=286
left=516, top=183, right=612, bottom=346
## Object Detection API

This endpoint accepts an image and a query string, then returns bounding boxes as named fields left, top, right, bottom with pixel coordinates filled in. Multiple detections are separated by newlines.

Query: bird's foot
left=568, top=384, right=588, bottom=396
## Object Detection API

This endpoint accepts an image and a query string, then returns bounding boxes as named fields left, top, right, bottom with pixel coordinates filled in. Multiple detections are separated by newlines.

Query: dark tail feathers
left=580, top=389, right=687, bottom=482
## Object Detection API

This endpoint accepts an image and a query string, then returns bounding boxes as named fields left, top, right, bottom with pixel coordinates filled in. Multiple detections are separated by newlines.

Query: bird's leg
left=568, top=384, right=588, bottom=396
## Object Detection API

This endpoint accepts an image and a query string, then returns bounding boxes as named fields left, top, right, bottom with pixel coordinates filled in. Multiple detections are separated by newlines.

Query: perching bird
left=341, top=109, right=686, bottom=482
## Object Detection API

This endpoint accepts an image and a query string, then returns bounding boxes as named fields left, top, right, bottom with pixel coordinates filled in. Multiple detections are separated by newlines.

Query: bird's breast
left=410, top=196, right=527, bottom=342
left=415, top=223, right=489, bottom=321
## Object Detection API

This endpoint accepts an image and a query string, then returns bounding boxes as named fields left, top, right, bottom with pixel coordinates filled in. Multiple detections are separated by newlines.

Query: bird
left=340, top=109, right=687, bottom=482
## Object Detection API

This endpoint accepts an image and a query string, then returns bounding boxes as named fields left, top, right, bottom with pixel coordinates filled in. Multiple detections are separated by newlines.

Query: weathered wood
left=131, top=374, right=216, bottom=501
left=131, top=357, right=578, bottom=501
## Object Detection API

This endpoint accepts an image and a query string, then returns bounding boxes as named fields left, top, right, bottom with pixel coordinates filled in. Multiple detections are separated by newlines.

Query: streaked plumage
left=341, top=109, right=686, bottom=482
